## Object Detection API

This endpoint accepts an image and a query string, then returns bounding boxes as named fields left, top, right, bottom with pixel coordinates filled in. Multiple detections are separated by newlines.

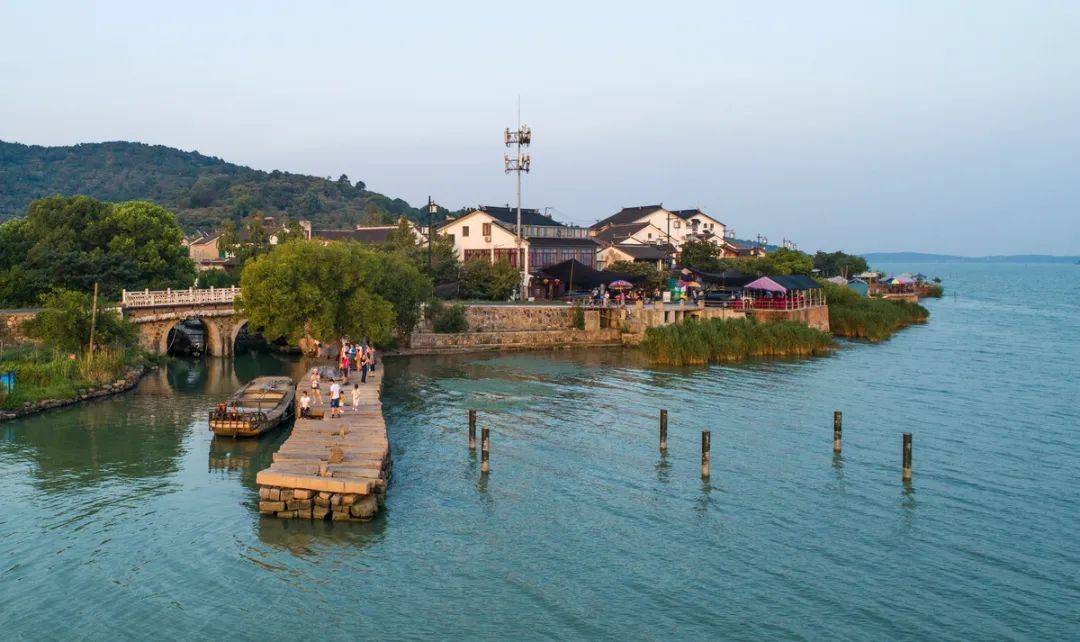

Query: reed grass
left=824, top=283, right=929, bottom=342
left=640, top=317, right=835, bottom=366
left=0, top=346, right=141, bottom=409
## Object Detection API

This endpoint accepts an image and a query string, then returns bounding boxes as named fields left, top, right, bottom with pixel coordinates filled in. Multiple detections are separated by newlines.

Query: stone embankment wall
left=749, top=306, right=831, bottom=333
left=0, top=365, right=147, bottom=422
left=409, top=304, right=622, bottom=354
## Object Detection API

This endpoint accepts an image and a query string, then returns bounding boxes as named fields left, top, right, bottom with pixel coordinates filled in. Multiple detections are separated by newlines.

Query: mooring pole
left=481, top=426, right=490, bottom=474
left=659, top=409, right=668, bottom=452
left=833, top=410, right=842, bottom=453
left=902, top=433, right=912, bottom=482
left=701, top=430, right=711, bottom=478
left=468, top=409, right=477, bottom=450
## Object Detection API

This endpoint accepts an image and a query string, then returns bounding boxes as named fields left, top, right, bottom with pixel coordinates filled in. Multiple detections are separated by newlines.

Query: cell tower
left=504, top=109, right=532, bottom=299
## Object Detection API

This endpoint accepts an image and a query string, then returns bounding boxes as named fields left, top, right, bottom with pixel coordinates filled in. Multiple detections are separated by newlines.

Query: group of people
left=296, top=338, right=377, bottom=420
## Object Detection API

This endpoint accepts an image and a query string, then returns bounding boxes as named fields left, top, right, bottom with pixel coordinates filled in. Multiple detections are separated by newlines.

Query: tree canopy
left=677, top=240, right=814, bottom=276
left=22, top=289, right=136, bottom=353
left=0, top=140, right=429, bottom=230
left=812, top=250, right=869, bottom=277
left=459, top=259, right=518, bottom=300
left=237, top=239, right=432, bottom=345
left=0, top=195, right=195, bottom=307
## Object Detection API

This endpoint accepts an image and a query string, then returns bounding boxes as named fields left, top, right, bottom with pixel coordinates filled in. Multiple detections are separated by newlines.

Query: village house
left=184, top=232, right=232, bottom=271
left=595, top=243, right=676, bottom=270
left=437, top=205, right=598, bottom=274
left=589, top=204, right=727, bottom=250
left=297, top=217, right=423, bottom=245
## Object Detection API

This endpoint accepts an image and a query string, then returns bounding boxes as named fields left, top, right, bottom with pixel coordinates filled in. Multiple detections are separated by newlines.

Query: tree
left=764, top=247, right=815, bottom=275
left=812, top=250, right=869, bottom=277
left=459, top=259, right=518, bottom=300
left=381, top=219, right=460, bottom=285
left=679, top=239, right=721, bottom=271
left=238, top=240, right=398, bottom=345
left=362, top=250, right=433, bottom=335
left=22, top=289, right=135, bottom=353
left=0, top=196, right=195, bottom=307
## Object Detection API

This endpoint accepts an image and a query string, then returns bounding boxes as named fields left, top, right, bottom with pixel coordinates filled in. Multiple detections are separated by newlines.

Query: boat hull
left=209, top=376, right=295, bottom=439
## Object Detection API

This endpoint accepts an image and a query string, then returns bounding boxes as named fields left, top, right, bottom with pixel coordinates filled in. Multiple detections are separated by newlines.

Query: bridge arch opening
left=161, top=317, right=222, bottom=357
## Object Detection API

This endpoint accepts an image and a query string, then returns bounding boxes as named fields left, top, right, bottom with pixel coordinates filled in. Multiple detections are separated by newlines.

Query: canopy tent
left=745, top=274, right=822, bottom=292
left=885, top=275, right=916, bottom=285
left=536, top=259, right=646, bottom=290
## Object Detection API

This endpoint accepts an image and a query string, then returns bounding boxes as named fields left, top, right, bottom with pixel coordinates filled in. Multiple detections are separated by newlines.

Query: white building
left=589, top=204, right=726, bottom=249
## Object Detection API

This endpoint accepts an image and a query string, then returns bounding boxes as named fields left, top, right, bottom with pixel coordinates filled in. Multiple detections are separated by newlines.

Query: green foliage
left=812, top=250, right=869, bottom=277
left=922, top=283, right=944, bottom=298
left=604, top=260, right=666, bottom=291
left=459, top=259, right=519, bottom=301
left=0, top=195, right=195, bottom=306
left=432, top=303, right=468, bottom=333
left=218, top=214, right=304, bottom=266
left=238, top=239, right=434, bottom=345
left=21, top=289, right=136, bottom=353
left=823, top=282, right=929, bottom=341
left=0, top=346, right=139, bottom=410
left=195, top=269, right=239, bottom=288
left=0, top=140, right=427, bottom=230
left=572, top=305, right=585, bottom=330
left=678, top=240, right=813, bottom=276
left=641, top=317, right=835, bottom=365
left=380, top=220, right=460, bottom=286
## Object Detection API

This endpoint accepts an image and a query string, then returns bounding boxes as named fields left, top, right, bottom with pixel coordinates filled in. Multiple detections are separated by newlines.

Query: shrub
left=22, top=289, right=136, bottom=353
left=822, top=283, right=929, bottom=341
left=640, top=317, right=834, bottom=365
left=572, top=305, right=585, bottom=330
left=433, top=304, right=468, bottom=333
left=459, top=259, right=519, bottom=300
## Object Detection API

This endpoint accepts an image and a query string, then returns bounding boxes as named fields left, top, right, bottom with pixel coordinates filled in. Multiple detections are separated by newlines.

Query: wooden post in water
left=701, top=430, right=711, bottom=478
left=659, top=409, right=668, bottom=453
left=902, top=433, right=912, bottom=482
left=468, top=409, right=477, bottom=450
left=481, top=426, right=490, bottom=474
left=833, top=410, right=842, bottom=453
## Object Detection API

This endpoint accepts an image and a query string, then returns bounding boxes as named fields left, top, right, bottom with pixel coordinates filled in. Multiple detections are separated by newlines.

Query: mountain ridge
left=0, top=139, right=426, bottom=230
left=862, top=251, right=1079, bottom=264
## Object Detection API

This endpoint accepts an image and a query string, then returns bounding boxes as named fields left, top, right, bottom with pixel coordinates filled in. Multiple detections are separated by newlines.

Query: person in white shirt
left=309, top=369, right=323, bottom=404
left=351, top=383, right=361, bottom=411
left=298, top=390, right=311, bottom=418
left=329, top=380, right=342, bottom=418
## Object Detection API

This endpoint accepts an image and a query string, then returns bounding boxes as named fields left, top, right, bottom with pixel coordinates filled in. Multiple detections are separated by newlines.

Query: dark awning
left=536, top=259, right=646, bottom=290
left=683, top=266, right=757, bottom=288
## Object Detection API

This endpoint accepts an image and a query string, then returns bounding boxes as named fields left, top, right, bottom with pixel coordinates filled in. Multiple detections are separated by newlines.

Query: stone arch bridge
left=120, top=287, right=247, bottom=357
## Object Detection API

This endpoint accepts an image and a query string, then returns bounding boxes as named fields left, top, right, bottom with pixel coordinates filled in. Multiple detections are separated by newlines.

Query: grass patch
left=824, top=283, right=929, bottom=342
left=0, top=346, right=144, bottom=410
left=640, top=317, right=835, bottom=366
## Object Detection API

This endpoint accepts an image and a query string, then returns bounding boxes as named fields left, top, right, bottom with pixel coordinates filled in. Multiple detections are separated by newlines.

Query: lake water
left=1, top=263, right=1077, bottom=640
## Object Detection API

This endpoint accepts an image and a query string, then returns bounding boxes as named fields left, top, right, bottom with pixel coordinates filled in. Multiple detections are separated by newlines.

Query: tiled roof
left=590, top=204, right=665, bottom=230
left=312, top=227, right=396, bottom=243
left=592, top=222, right=653, bottom=244
left=609, top=243, right=674, bottom=260
left=478, top=205, right=563, bottom=227
left=669, top=208, right=725, bottom=226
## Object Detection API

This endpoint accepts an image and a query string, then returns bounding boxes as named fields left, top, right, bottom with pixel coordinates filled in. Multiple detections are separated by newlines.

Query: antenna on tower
left=504, top=98, right=532, bottom=300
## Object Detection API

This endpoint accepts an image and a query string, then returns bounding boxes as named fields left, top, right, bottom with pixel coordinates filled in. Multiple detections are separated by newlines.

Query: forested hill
left=0, top=140, right=424, bottom=230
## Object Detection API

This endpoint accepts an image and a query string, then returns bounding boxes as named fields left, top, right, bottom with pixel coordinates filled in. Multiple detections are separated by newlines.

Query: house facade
left=589, top=204, right=727, bottom=250
left=438, top=206, right=598, bottom=275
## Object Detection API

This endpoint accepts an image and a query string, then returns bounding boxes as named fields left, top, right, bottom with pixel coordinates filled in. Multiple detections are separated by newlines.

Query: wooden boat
left=209, top=376, right=295, bottom=438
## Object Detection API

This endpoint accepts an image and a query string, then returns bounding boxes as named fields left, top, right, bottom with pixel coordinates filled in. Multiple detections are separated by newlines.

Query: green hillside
left=0, top=140, right=425, bottom=230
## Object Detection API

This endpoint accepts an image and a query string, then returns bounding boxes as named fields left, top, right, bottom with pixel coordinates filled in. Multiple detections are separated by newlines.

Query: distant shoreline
left=862, top=252, right=1079, bottom=264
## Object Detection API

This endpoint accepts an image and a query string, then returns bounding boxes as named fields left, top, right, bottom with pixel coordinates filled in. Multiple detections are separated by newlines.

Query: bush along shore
left=823, top=283, right=930, bottom=342
left=640, top=317, right=836, bottom=366
left=0, top=347, right=152, bottom=421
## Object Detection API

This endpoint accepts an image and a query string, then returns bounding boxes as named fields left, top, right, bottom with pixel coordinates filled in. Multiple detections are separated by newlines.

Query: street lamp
left=427, top=196, right=438, bottom=272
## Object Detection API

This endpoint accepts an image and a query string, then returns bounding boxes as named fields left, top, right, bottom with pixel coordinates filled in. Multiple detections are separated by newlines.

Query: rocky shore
left=0, top=365, right=150, bottom=422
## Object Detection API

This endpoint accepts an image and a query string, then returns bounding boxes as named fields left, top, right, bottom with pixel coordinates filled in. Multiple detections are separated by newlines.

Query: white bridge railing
left=121, top=286, right=240, bottom=308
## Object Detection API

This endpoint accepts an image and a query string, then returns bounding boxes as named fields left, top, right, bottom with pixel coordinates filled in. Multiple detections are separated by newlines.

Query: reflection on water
left=0, top=264, right=1077, bottom=639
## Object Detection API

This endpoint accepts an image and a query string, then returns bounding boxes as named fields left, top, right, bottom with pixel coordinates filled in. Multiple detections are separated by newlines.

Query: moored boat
left=209, top=376, right=295, bottom=438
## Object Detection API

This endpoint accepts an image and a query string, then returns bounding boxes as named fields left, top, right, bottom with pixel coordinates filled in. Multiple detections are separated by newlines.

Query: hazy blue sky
left=2, top=1, right=1078, bottom=254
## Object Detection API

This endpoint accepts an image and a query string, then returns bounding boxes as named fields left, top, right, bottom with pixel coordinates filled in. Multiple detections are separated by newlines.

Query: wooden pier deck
left=255, top=365, right=390, bottom=521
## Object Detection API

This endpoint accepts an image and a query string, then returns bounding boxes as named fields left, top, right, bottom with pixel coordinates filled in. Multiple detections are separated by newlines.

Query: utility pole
left=88, top=281, right=99, bottom=357
left=504, top=103, right=531, bottom=300
left=426, top=196, right=437, bottom=273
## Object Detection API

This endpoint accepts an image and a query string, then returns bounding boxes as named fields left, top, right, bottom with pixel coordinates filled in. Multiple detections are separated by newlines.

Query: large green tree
left=812, top=250, right=869, bottom=277
left=22, top=289, right=136, bottom=353
left=238, top=239, right=433, bottom=345
left=0, top=196, right=195, bottom=306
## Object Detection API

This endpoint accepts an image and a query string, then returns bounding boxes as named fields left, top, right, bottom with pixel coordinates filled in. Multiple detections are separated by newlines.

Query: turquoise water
left=0, top=263, right=1077, bottom=639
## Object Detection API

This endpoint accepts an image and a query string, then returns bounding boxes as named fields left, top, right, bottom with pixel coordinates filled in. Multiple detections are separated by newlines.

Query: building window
left=673, top=221, right=680, bottom=229
left=462, top=226, right=470, bottom=237
left=482, top=223, right=491, bottom=237
left=647, top=233, right=652, bottom=239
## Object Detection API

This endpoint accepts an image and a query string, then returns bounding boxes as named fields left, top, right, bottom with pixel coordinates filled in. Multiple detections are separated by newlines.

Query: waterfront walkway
left=254, top=365, right=390, bottom=520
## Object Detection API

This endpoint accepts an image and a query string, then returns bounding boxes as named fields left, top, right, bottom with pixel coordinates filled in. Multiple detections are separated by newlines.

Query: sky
left=2, top=1, right=1078, bottom=255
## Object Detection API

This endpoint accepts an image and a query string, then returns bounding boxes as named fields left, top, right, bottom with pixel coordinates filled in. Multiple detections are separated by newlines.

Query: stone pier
left=255, top=365, right=390, bottom=521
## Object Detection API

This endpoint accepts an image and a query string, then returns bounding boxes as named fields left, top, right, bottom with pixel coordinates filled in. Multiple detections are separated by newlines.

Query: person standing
left=329, top=379, right=342, bottom=418
left=351, top=383, right=361, bottom=412
left=360, top=349, right=369, bottom=384
left=368, top=345, right=377, bottom=373
left=309, top=368, right=323, bottom=405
